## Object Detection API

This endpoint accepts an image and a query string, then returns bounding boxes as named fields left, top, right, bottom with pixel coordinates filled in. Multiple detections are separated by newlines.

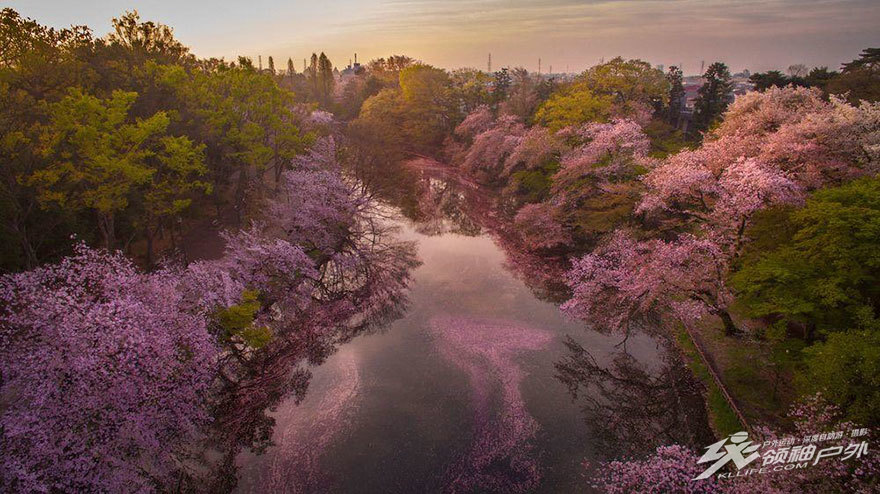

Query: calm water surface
left=235, top=166, right=711, bottom=493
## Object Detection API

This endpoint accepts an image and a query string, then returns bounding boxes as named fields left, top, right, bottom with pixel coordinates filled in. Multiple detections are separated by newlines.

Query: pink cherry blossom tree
left=0, top=245, right=218, bottom=493
left=549, top=119, right=652, bottom=233
left=589, top=444, right=721, bottom=494
left=454, top=104, right=495, bottom=140
left=502, top=125, right=564, bottom=177
left=563, top=87, right=880, bottom=337
left=513, top=202, right=572, bottom=251
left=0, top=131, right=419, bottom=492
left=199, top=137, right=418, bottom=485
left=700, top=86, right=879, bottom=189
left=554, top=119, right=650, bottom=187
left=638, top=155, right=802, bottom=256
left=561, top=231, right=739, bottom=335
left=459, top=115, right=527, bottom=183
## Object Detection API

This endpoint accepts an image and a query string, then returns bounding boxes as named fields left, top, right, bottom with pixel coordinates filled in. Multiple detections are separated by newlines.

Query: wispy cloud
left=9, top=0, right=879, bottom=73
left=315, top=0, right=879, bottom=72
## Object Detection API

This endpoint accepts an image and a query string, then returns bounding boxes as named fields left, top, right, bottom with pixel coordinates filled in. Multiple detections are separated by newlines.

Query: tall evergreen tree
left=308, top=52, right=319, bottom=97
left=749, top=70, right=790, bottom=91
left=827, top=47, right=880, bottom=103
left=841, top=47, right=880, bottom=71
left=287, top=57, right=295, bottom=78
left=690, top=62, right=733, bottom=135
left=317, top=52, right=334, bottom=107
left=665, top=65, right=685, bottom=126
left=267, top=55, right=274, bottom=74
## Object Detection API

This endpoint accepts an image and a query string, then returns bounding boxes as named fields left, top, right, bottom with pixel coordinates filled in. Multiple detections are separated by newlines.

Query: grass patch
left=698, top=320, right=797, bottom=428
left=676, top=328, right=744, bottom=437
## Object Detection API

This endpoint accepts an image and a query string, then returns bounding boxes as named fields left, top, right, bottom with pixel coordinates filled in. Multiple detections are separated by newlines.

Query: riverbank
left=402, top=156, right=796, bottom=445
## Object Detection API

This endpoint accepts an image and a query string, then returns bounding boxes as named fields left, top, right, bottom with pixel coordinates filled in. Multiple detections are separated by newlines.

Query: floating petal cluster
left=429, top=316, right=551, bottom=493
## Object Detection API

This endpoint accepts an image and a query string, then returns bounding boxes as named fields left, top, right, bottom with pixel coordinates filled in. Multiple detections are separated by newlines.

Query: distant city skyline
left=8, top=0, right=880, bottom=75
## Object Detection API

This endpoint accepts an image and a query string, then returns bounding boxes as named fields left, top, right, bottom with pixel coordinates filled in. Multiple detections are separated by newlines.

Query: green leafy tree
left=665, top=65, right=685, bottom=126
left=106, top=10, right=190, bottom=65
left=317, top=52, right=334, bottom=107
left=841, top=47, right=880, bottom=71
left=804, top=66, right=837, bottom=91
left=366, top=54, right=415, bottom=86
left=581, top=57, right=669, bottom=112
left=29, top=89, right=167, bottom=249
left=308, top=52, right=319, bottom=98
left=358, top=63, right=456, bottom=153
left=691, top=62, right=733, bottom=135
left=492, top=67, right=511, bottom=108
left=802, top=329, right=880, bottom=426
left=732, top=176, right=880, bottom=339
left=399, top=63, right=457, bottom=148
left=138, top=134, right=209, bottom=266
left=449, top=67, right=492, bottom=113
left=193, top=65, right=310, bottom=219
left=533, top=83, right=613, bottom=131
left=502, top=67, right=539, bottom=121
left=0, top=9, right=92, bottom=269
left=749, top=70, right=791, bottom=91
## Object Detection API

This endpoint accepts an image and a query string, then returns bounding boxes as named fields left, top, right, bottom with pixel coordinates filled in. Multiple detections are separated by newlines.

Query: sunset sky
left=9, top=0, right=880, bottom=75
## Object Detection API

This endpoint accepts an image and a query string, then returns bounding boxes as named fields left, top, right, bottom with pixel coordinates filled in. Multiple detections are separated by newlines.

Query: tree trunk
left=98, top=211, right=115, bottom=250
left=718, top=309, right=739, bottom=336
left=14, top=222, right=39, bottom=269
left=803, top=321, right=816, bottom=344
left=145, top=225, right=155, bottom=270
left=234, top=166, right=250, bottom=226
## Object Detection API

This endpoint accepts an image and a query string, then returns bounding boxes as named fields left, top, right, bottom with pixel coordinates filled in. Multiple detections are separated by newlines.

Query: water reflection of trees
left=347, top=142, right=571, bottom=303
left=554, top=336, right=714, bottom=459
left=204, top=199, right=419, bottom=491
left=410, top=176, right=482, bottom=236
left=417, top=167, right=570, bottom=303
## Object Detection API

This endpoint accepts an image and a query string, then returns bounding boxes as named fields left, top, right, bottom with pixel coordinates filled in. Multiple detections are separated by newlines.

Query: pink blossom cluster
left=0, top=136, right=417, bottom=492
left=307, top=110, right=335, bottom=126
left=459, top=115, right=527, bottom=182
left=562, top=231, right=729, bottom=332
left=558, top=119, right=650, bottom=178
left=454, top=105, right=495, bottom=139
left=638, top=153, right=802, bottom=250
left=454, top=108, right=566, bottom=183
left=0, top=245, right=218, bottom=492
left=513, top=202, right=572, bottom=251
left=565, top=87, right=880, bottom=335
left=502, top=126, right=564, bottom=176
left=655, top=87, right=879, bottom=199
left=640, top=87, right=880, bottom=225
left=713, top=87, right=879, bottom=186
left=551, top=119, right=650, bottom=206
left=590, top=444, right=721, bottom=494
